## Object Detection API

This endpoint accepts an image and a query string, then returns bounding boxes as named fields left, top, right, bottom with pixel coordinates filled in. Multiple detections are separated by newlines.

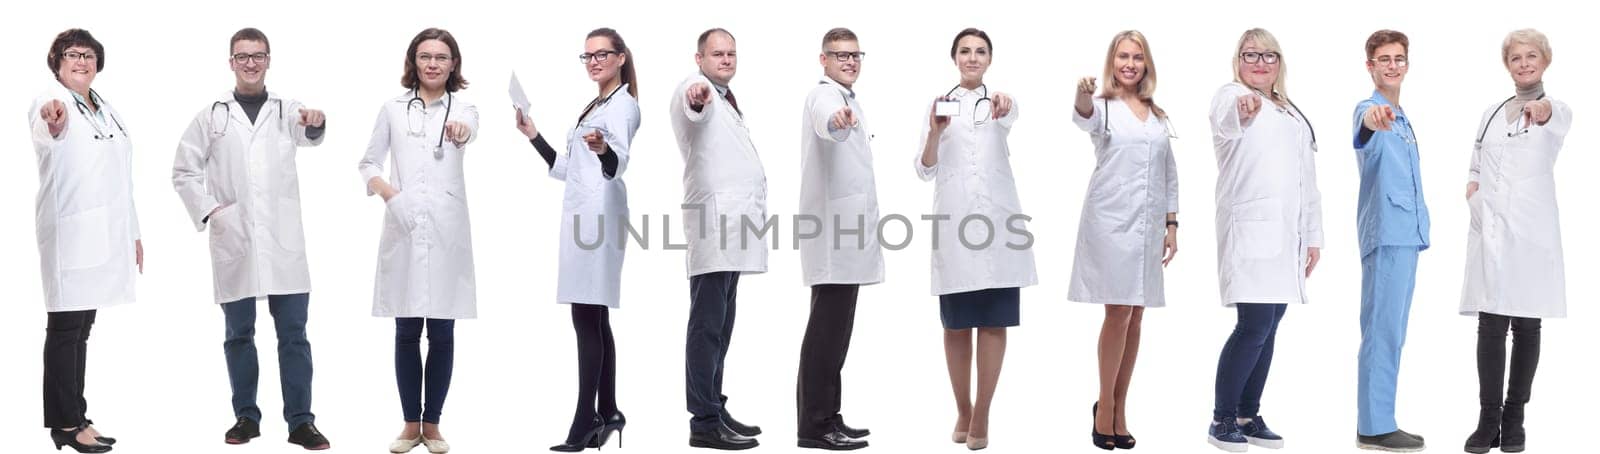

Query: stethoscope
left=1477, top=93, right=1545, bottom=144
left=208, top=98, right=284, bottom=138
left=1249, top=89, right=1319, bottom=151
left=1102, top=97, right=1178, bottom=140
left=406, top=89, right=453, bottom=159
left=943, top=84, right=992, bottom=126
left=73, top=89, right=127, bottom=141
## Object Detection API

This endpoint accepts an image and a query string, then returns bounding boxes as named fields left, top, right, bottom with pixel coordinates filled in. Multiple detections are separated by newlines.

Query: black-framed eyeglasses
left=63, top=51, right=99, bottom=62
left=1239, top=51, right=1280, bottom=65
left=826, top=51, right=866, bottom=62
left=232, top=52, right=269, bottom=64
left=579, top=50, right=620, bottom=64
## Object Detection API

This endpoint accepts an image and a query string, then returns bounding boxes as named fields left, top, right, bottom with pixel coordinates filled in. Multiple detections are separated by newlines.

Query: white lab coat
left=799, top=78, right=885, bottom=287
left=550, top=85, right=638, bottom=308
left=1067, top=98, right=1179, bottom=307
left=913, top=87, right=1037, bottom=296
left=358, top=91, right=478, bottom=319
left=1460, top=98, right=1571, bottom=318
left=30, top=85, right=140, bottom=312
left=173, top=91, right=322, bottom=304
left=1209, top=83, right=1323, bottom=306
left=670, top=74, right=768, bottom=277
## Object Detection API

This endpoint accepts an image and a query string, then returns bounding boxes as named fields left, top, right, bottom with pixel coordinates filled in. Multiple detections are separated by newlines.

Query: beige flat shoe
left=952, top=431, right=969, bottom=443
left=966, top=436, right=988, bottom=450
left=423, top=437, right=451, bottom=454
left=389, top=435, right=424, bottom=453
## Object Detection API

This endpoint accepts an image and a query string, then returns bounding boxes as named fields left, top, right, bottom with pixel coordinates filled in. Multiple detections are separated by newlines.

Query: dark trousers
left=221, top=293, right=315, bottom=430
left=396, top=318, right=455, bottom=423
left=686, top=271, right=741, bottom=432
left=565, top=304, right=619, bottom=443
left=43, top=309, right=96, bottom=428
left=1213, top=303, right=1287, bottom=420
left=796, top=284, right=860, bottom=438
left=1477, top=313, right=1541, bottom=409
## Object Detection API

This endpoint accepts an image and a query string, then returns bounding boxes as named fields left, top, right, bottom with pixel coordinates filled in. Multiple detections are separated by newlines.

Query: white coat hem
left=1068, top=295, right=1164, bottom=308
left=932, top=280, right=1037, bottom=297
left=1459, top=306, right=1564, bottom=319
left=1222, top=298, right=1305, bottom=307
left=213, top=287, right=313, bottom=304
left=371, top=310, right=477, bottom=320
left=805, top=277, right=884, bottom=287
left=46, top=299, right=132, bottom=313
left=688, top=266, right=767, bottom=278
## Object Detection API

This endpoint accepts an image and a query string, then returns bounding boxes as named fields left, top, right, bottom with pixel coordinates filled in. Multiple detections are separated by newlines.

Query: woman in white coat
left=1460, top=29, right=1569, bottom=454
left=359, top=28, right=477, bottom=454
left=32, top=28, right=138, bottom=454
left=1068, top=30, right=1177, bottom=451
left=914, top=28, right=1037, bottom=451
left=1204, top=28, right=1323, bottom=453
left=515, top=27, right=639, bottom=452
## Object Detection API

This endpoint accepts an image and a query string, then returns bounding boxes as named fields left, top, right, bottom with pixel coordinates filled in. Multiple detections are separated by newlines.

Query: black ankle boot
left=1501, top=403, right=1526, bottom=453
left=1463, top=406, right=1501, bottom=454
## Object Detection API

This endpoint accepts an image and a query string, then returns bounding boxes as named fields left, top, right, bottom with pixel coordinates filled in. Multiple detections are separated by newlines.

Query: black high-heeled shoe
left=588, top=412, right=626, bottom=449
left=550, top=417, right=605, bottom=452
left=51, top=425, right=112, bottom=453
left=1091, top=403, right=1115, bottom=451
left=83, top=420, right=115, bottom=445
left=1114, top=410, right=1136, bottom=449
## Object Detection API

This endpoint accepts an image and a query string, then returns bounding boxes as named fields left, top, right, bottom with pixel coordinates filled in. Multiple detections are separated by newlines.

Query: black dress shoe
left=287, top=423, right=331, bottom=450
left=690, top=425, right=759, bottom=450
left=83, top=420, right=115, bottom=445
left=225, top=417, right=261, bottom=445
left=799, top=431, right=867, bottom=451
left=723, top=413, right=762, bottom=437
left=51, top=425, right=112, bottom=453
left=833, top=418, right=870, bottom=439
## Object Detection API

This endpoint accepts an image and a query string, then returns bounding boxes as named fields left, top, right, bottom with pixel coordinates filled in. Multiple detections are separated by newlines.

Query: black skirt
left=938, top=287, right=1021, bottom=329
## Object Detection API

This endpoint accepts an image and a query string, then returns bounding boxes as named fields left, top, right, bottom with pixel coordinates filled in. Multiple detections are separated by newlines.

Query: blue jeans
left=221, top=293, right=314, bottom=430
left=396, top=318, right=455, bottom=424
left=686, top=271, right=740, bottom=432
left=1214, top=303, right=1287, bottom=420
left=1358, top=246, right=1420, bottom=436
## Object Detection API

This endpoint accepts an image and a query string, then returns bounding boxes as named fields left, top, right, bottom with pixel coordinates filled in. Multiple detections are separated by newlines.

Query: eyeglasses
left=416, top=53, right=453, bottom=65
left=826, top=51, right=866, bottom=62
left=579, top=50, right=620, bottom=64
left=1371, top=56, right=1409, bottom=67
left=232, top=52, right=269, bottom=64
left=63, top=51, right=99, bottom=62
left=1239, top=51, right=1280, bottom=64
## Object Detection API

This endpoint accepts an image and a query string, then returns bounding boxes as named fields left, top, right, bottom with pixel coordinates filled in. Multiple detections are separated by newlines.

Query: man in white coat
left=794, top=27, right=881, bottom=451
left=670, top=28, right=768, bottom=451
left=171, top=28, right=330, bottom=450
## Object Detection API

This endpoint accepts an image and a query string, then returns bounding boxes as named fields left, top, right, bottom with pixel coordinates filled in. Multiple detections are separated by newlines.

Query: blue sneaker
left=1238, top=417, right=1284, bottom=449
left=1209, top=418, right=1249, bottom=452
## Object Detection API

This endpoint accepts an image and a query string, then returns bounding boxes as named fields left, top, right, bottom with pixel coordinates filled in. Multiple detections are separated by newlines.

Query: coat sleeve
left=913, top=100, right=938, bottom=181
left=1544, top=99, right=1573, bottom=143
left=287, top=99, right=325, bottom=147
left=172, top=111, right=220, bottom=231
left=1301, top=138, right=1325, bottom=248
left=809, top=88, right=851, bottom=143
left=1072, top=96, right=1104, bottom=136
left=1210, top=84, right=1248, bottom=143
left=597, top=97, right=641, bottom=180
left=1164, top=132, right=1180, bottom=213
left=358, top=105, right=391, bottom=195
left=995, top=95, right=1019, bottom=131
left=29, top=94, right=67, bottom=157
left=458, top=102, right=480, bottom=146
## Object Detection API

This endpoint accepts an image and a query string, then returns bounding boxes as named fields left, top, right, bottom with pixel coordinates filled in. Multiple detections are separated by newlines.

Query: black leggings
left=566, top=304, right=618, bottom=443
left=1476, top=313, right=1540, bottom=409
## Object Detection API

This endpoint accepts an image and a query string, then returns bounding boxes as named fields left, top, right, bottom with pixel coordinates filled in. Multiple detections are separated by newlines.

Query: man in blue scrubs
left=1351, top=29, right=1428, bottom=452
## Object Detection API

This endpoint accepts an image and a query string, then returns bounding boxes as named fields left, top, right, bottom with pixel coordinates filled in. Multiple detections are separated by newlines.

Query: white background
left=2, top=0, right=1594, bottom=453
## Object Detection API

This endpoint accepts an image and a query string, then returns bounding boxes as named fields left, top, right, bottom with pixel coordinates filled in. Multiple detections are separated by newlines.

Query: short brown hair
left=230, top=27, right=270, bottom=54
left=821, top=27, right=857, bottom=49
left=1365, top=29, right=1409, bottom=59
left=401, top=28, right=468, bottom=92
left=47, top=28, right=105, bottom=75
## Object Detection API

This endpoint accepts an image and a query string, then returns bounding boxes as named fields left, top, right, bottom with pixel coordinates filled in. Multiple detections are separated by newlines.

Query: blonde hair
left=1098, top=30, right=1165, bottom=118
left=1232, top=28, right=1289, bottom=102
left=1501, top=28, right=1552, bottom=66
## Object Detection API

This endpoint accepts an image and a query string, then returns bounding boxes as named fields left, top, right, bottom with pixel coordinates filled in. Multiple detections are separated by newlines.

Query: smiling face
left=585, top=36, right=624, bottom=84
left=1504, top=42, right=1546, bottom=88
left=1367, top=42, right=1407, bottom=93
left=1111, top=38, right=1146, bottom=92
left=821, top=39, right=860, bottom=87
left=1237, top=38, right=1279, bottom=93
left=56, top=45, right=98, bottom=93
left=696, top=31, right=737, bottom=86
left=230, top=39, right=270, bottom=92
left=953, top=35, right=991, bottom=85
left=414, top=39, right=454, bottom=92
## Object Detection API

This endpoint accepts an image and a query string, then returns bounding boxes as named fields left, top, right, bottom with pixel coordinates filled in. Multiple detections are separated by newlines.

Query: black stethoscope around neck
left=209, top=94, right=283, bottom=138
left=1478, top=93, right=1545, bottom=144
left=73, top=89, right=127, bottom=141
left=407, top=89, right=453, bottom=158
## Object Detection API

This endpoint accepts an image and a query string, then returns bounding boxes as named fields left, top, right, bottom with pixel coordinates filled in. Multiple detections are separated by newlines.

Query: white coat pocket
left=385, top=191, right=422, bottom=233
left=1229, top=198, right=1283, bottom=260
left=58, top=206, right=110, bottom=270
left=208, top=203, right=247, bottom=263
